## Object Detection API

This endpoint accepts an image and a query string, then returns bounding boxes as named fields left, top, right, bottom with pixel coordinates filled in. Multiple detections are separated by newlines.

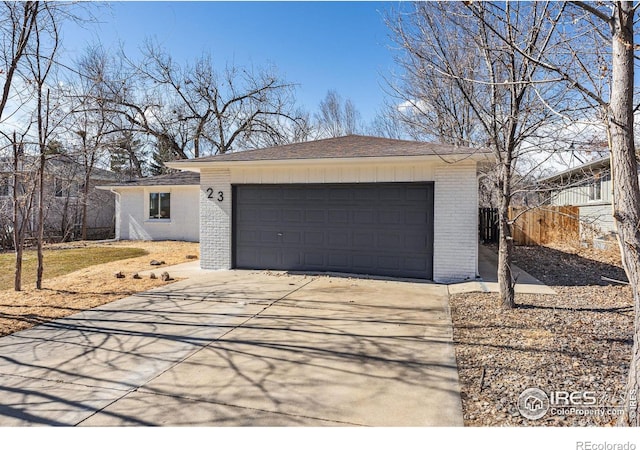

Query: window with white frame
left=149, top=192, right=171, bottom=219
left=588, top=172, right=602, bottom=201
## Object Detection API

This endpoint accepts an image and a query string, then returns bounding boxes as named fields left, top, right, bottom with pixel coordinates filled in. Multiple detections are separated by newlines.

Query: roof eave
left=166, top=153, right=492, bottom=171
left=96, top=184, right=200, bottom=190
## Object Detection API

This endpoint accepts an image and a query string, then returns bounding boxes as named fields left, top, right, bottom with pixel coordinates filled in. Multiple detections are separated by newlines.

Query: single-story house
left=160, top=135, right=489, bottom=283
left=539, top=155, right=615, bottom=243
left=1, top=154, right=117, bottom=245
left=97, top=171, right=200, bottom=242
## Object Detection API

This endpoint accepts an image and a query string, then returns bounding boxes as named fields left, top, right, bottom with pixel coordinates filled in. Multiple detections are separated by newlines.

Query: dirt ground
left=0, top=240, right=199, bottom=337
left=451, top=243, right=634, bottom=426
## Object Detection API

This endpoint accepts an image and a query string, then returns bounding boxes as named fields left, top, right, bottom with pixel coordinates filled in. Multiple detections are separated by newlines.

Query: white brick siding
left=114, top=186, right=199, bottom=241
left=433, top=162, right=478, bottom=282
left=198, top=160, right=479, bottom=282
left=200, top=169, right=232, bottom=269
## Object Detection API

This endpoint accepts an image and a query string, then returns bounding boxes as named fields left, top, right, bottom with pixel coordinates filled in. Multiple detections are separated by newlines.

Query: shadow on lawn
left=512, top=245, right=628, bottom=287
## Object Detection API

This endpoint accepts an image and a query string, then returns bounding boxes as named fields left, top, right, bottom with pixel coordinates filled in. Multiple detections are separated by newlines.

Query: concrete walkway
left=0, top=270, right=462, bottom=426
left=449, top=245, right=556, bottom=295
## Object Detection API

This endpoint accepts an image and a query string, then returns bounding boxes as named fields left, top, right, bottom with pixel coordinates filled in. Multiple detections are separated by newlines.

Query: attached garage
left=233, top=183, right=434, bottom=279
left=167, top=135, right=487, bottom=283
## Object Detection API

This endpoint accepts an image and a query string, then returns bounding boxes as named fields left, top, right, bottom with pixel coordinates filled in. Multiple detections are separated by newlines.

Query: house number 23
left=206, top=188, right=224, bottom=202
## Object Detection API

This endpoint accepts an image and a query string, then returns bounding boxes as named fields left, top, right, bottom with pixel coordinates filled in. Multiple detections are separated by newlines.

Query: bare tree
left=0, top=2, right=41, bottom=291
left=315, top=89, right=362, bottom=138
left=465, top=0, right=640, bottom=427
left=390, top=2, right=564, bottom=308
left=64, top=47, right=116, bottom=239
left=24, top=1, right=62, bottom=290
left=96, top=42, right=303, bottom=171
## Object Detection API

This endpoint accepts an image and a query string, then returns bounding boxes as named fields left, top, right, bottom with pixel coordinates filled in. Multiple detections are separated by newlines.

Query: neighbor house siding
left=200, top=160, right=478, bottom=282
left=116, top=186, right=199, bottom=241
left=579, top=204, right=616, bottom=236
left=551, top=178, right=612, bottom=206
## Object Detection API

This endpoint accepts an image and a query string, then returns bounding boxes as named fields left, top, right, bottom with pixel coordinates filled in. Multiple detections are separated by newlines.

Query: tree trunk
left=12, top=135, right=23, bottom=292
left=498, top=191, right=514, bottom=309
left=609, top=1, right=640, bottom=427
left=36, top=151, right=45, bottom=290
left=81, top=184, right=89, bottom=240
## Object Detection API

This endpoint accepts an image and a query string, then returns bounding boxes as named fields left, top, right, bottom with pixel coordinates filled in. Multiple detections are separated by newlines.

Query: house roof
left=166, top=135, right=490, bottom=170
left=538, top=155, right=610, bottom=185
left=97, top=171, right=200, bottom=189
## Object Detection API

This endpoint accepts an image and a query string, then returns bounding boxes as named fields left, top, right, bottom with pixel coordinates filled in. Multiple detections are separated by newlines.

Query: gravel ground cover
left=451, top=244, right=634, bottom=426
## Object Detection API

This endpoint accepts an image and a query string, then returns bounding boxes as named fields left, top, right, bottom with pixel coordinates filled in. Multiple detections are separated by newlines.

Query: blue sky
left=61, top=1, right=401, bottom=124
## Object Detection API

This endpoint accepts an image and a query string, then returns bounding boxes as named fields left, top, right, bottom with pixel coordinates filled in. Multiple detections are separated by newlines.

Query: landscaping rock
left=452, top=244, right=633, bottom=426
left=114, top=271, right=125, bottom=279
left=132, top=273, right=141, bottom=279
left=150, top=260, right=164, bottom=266
left=185, top=254, right=198, bottom=260
left=161, top=271, right=171, bottom=281
left=150, top=273, right=157, bottom=279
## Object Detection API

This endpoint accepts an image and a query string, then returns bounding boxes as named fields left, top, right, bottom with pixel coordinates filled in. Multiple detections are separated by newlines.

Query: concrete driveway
left=0, top=270, right=463, bottom=426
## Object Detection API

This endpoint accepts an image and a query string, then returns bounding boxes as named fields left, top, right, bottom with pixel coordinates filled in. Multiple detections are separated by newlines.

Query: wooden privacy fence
left=509, top=206, right=579, bottom=246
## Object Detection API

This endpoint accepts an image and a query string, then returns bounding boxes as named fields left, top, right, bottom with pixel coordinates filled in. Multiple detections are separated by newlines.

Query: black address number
left=206, top=188, right=224, bottom=202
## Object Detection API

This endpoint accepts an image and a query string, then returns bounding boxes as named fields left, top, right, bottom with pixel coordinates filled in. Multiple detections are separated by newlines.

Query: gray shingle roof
left=102, top=171, right=200, bottom=187
left=171, top=135, right=488, bottom=164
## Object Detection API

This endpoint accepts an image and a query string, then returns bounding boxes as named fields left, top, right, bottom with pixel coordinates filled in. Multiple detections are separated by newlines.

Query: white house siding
left=579, top=203, right=616, bottom=236
left=115, top=186, right=199, bottom=241
left=551, top=177, right=615, bottom=238
left=551, top=178, right=612, bottom=207
left=199, top=159, right=478, bottom=283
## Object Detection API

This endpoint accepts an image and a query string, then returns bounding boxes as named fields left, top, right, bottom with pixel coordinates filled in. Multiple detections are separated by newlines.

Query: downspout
left=108, top=188, right=121, bottom=241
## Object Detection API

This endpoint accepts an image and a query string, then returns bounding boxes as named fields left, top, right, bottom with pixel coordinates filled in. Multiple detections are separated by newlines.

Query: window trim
left=146, top=189, right=172, bottom=222
left=588, top=172, right=602, bottom=202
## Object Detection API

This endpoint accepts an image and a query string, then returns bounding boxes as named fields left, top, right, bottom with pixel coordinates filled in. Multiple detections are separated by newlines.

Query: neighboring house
left=163, top=135, right=489, bottom=283
left=0, top=154, right=117, bottom=246
left=97, top=171, right=200, bottom=242
left=539, top=156, right=615, bottom=242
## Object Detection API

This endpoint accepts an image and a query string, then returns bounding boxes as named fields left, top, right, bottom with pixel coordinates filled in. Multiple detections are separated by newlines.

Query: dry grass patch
left=0, top=247, right=147, bottom=289
left=0, top=240, right=199, bottom=337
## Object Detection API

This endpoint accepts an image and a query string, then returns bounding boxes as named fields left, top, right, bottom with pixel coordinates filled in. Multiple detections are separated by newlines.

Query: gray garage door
left=233, top=183, right=434, bottom=279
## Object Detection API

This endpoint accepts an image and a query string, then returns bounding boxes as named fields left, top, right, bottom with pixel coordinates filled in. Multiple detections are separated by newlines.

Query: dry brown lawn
left=0, top=240, right=199, bottom=337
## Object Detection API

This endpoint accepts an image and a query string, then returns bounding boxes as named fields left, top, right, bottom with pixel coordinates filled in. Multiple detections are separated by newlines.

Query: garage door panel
left=234, top=183, right=433, bottom=279
left=304, top=210, right=325, bottom=223
left=303, top=252, right=325, bottom=266
left=378, top=256, right=401, bottom=270
left=328, top=210, right=349, bottom=224
left=352, top=254, right=376, bottom=269
left=378, top=232, right=403, bottom=249
left=404, top=257, right=428, bottom=271
left=378, top=210, right=403, bottom=225
left=404, top=233, right=427, bottom=249
left=260, top=209, right=280, bottom=222
left=354, top=210, right=375, bottom=224
left=327, top=253, right=350, bottom=268
left=353, top=232, right=374, bottom=247
left=282, top=231, right=301, bottom=245
left=353, top=189, right=378, bottom=202
left=406, top=210, right=427, bottom=225
left=304, top=231, right=324, bottom=245
left=282, top=210, right=303, bottom=223
left=328, top=232, right=349, bottom=247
